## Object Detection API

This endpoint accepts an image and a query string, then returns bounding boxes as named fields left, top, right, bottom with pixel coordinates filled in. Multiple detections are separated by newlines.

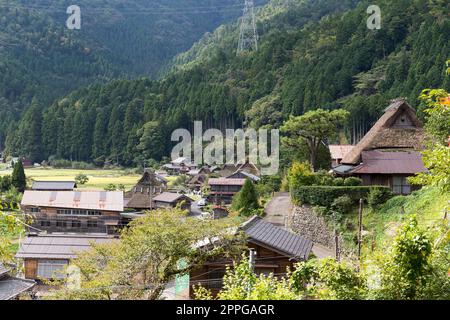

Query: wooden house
left=208, top=178, right=246, bottom=204
left=21, top=190, right=124, bottom=234
left=334, top=99, right=426, bottom=194
left=328, top=145, right=354, bottom=168
left=124, top=170, right=168, bottom=210
left=152, top=192, right=193, bottom=211
left=189, top=216, right=313, bottom=298
left=16, top=234, right=115, bottom=281
left=227, top=170, right=260, bottom=183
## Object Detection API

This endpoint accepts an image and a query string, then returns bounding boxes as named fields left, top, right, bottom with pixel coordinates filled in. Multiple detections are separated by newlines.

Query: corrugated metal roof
left=32, top=181, right=76, bottom=191
left=16, top=234, right=115, bottom=260
left=351, top=150, right=426, bottom=174
left=209, top=178, right=246, bottom=186
left=241, top=217, right=313, bottom=260
left=0, top=276, right=35, bottom=300
left=21, top=191, right=124, bottom=211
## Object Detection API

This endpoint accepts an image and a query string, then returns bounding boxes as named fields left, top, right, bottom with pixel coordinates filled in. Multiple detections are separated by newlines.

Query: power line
left=237, top=0, right=258, bottom=54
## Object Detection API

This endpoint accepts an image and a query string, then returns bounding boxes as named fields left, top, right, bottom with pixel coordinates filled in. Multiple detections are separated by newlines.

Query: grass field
left=0, top=167, right=142, bottom=191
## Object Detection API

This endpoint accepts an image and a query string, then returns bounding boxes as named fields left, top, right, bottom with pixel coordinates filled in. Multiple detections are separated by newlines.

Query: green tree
left=232, top=179, right=260, bottom=217
left=11, top=160, right=26, bottom=193
left=281, top=109, right=349, bottom=171
left=75, top=173, right=89, bottom=185
left=47, top=208, right=242, bottom=300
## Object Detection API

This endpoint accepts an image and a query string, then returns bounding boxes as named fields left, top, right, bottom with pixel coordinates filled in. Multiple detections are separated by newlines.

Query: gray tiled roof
left=0, top=264, right=9, bottom=277
left=241, top=217, right=313, bottom=260
left=32, top=181, right=77, bottom=190
left=0, top=276, right=35, bottom=300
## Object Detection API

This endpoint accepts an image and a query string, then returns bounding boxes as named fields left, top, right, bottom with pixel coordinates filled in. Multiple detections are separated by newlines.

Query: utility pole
left=237, top=0, right=258, bottom=55
left=249, top=248, right=256, bottom=271
left=357, top=199, right=364, bottom=263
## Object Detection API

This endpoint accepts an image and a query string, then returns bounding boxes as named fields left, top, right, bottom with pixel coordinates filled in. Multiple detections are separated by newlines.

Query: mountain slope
left=4, top=0, right=449, bottom=165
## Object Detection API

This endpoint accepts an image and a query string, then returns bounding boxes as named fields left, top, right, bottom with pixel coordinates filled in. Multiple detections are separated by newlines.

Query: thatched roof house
left=125, top=170, right=168, bottom=210
left=334, top=99, right=426, bottom=195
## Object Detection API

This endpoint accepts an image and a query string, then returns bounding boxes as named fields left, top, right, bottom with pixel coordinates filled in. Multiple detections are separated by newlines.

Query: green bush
left=331, top=195, right=354, bottom=214
left=367, top=187, right=394, bottom=208
left=344, top=177, right=362, bottom=186
left=291, top=186, right=392, bottom=208
left=333, top=178, right=345, bottom=186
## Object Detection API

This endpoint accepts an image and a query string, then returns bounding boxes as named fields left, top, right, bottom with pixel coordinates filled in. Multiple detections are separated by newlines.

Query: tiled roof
left=0, top=276, right=35, bottom=300
left=227, top=170, right=260, bottom=182
left=241, top=216, right=313, bottom=260
left=16, top=234, right=116, bottom=260
left=31, top=181, right=77, bottom=191
left=351, top=150, right=426, bottom=174
left=0, top=264, right=9, bottom=277
left=21, top=191, right=124, bottom=211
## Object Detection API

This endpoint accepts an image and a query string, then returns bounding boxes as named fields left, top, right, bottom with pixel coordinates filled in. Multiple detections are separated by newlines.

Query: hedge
left=291, top=186, right=392, bottom=208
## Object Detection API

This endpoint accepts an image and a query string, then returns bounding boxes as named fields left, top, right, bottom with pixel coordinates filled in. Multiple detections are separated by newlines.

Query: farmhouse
left=163, top=157, right=198, bottom=175
left=208, top=178, right=246, bottom=204
left=189, top=216, right=313, bottom=298
left=328, top=145, right=354, bottom=168
left=125, top=169, right=168, bottom=210
left=15, top=234, right=115, bottom=281
left=0, top=264, right=35, bottom=300
left=227, top=169, right=260, bottom=183
left=334, top=99, right=426, bottom=194
left=152, top=192, right=193, bottom=211
left=21, top=190, right=124, bottom=234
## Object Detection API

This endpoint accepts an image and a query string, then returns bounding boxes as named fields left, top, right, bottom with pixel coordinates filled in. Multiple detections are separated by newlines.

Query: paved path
left=311, top=243, right=335, bottom=259
left=264, top=193, right=292, bottom=228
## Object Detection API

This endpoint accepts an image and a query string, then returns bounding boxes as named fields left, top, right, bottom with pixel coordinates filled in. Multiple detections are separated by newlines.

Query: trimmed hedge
left=291, top=186, right=392, bottom=208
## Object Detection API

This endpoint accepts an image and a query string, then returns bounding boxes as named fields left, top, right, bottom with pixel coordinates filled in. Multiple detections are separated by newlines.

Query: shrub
left=333, top=178, right=345, bottom=186
left=367, top=187, right=394, bottom=208
left=344, top=177, right=362, bottom=187
left=331, top=195, right=354, bottom=214
left=288, top=162, right=315, bottom=189
left=75, top=173, right=89, bottom=185
left=291, top=186, right=391, bottom=208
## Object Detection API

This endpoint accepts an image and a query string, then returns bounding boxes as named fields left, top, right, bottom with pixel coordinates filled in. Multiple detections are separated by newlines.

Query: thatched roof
left=342, top=99, right=424, bottom=165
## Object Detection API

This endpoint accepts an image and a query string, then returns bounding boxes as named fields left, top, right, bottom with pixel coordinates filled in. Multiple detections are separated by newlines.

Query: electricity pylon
left=237, top=0, right=258, bottom=55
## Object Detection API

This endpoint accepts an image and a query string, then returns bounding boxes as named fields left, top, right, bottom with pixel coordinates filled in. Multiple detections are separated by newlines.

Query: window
left=207, top=269, right=225, bottom=289
left=393, top=176, right=411, bottom=195
left=71, top=220, right=81, bottom=228
left=37, top=260, right=68, bottom=279
left=57, top=209, right=101, bottom=216
left=56, top=220, right=67, bottom=228
left=87, top=220, right=98, bottom=228
left=30, top=207, right=41, bottom=213
left=40, top=220, right=51, bottom=227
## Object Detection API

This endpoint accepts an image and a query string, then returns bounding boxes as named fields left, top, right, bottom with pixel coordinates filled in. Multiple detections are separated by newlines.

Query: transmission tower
left=237, top=0, right=258, bottom=55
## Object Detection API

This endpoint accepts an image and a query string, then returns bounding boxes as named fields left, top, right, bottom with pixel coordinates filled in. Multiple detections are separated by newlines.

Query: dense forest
left=3, top=0, right=449, bottom=166
left=0, top=0, right=253, bottom=150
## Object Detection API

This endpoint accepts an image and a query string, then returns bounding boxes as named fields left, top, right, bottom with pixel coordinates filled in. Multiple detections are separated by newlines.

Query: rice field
left=0, top=167, right=142, bottom=191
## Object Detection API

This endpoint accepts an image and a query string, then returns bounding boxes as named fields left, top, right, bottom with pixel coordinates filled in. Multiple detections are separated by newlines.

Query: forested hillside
left=4, top=0, right=449, bottom=166
left=0, top=0, right=253, bottom=150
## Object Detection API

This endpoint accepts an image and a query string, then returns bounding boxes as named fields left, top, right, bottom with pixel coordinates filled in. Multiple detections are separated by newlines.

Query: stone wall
left=289, top=205, right=336, bottom=249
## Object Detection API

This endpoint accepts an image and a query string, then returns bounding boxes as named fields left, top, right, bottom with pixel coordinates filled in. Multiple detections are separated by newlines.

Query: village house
left=21, top=190, right=124, bottom=234
left=152, top=192, right=193, bottom=211
left=227, top=169, right=260, bottom=183
left=333, top=99, right=426, bottom=194
left=31, top=181, right=77, bottom=191
left=189, top=216, right=313, bottom=298
left=0, top=263, right=35, bottom=300
left=124, top=169, right=168, bottom=210
left=208, top=178, right=247, bottom=204
left=15, top=234, right=115, bottom=283
left=163, top=157, right=198, bottom=175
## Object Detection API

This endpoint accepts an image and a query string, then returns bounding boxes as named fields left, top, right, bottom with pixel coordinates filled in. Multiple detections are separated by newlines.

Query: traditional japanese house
left=189, top=216, right=313, bottom=298
left=124, top=170, right=168, bottom=210
left=0, top=264, right=35, bottom=300
left=21, top=190, right=124, bottom=234
left=16, top=234, right=115, bottom=281
left=187, top=173, right=208, bottom=191
left=152, top=192, right=193, bottom=211
left=208, top=178, right=246, bottom=204
left=227, top=170, right=260, bottom=183
left=334, top=99, right=426, bottom=194
left=163, top=157, right=198, bottom=175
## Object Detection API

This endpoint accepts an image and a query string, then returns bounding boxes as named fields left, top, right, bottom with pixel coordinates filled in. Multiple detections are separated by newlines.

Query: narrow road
left=264, top=192, right=292, bottom=228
